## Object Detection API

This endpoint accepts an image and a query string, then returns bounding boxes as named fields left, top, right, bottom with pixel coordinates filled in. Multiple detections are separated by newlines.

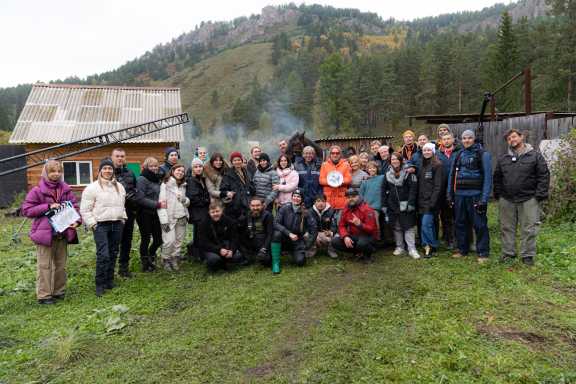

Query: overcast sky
left=0, top=0, right=509, bottom=88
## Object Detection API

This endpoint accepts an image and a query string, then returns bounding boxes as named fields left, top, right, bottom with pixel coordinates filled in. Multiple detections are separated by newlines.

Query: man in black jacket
left=186, top=158, right=211, bottom=262
left=272, top=189, right=317, bottom=267
left=198, top=202, right=245, bottom=272
left=493, top=128, right=550, bottom=265
left=239, top=197, right=274, bottom=265
left=111, top=148, right=138, bottom=277
left=306, top=194, right=338, bottom=258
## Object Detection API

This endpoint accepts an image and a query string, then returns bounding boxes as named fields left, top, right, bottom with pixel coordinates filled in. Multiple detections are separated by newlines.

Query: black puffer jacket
left=219, top=167, right=255, bottom=220
left=114, top=166, right=138, bottom=211
left=186, top=174, right=210, bottom=223
left=493, top=144, right=550, bottom=203
left=239, top=210, right=274, bottom=250
left=135, top=169, right=161, bottom=214
left=198, top=215, right=238, bottom=254
left=308, top=204, right=338, bottom=233
left=274, top=204, right=317, bottom=243
left=417, top=158, right=444, bottom=213
left=382, top=169, right=418, bottom=231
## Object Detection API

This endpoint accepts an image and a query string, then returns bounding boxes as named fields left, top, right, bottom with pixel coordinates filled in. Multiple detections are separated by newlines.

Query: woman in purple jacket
left=21, top=160, right=81, bottom=305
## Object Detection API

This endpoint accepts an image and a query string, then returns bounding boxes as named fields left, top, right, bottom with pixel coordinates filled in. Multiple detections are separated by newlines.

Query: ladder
left=0, top=113, right=189, bottom=177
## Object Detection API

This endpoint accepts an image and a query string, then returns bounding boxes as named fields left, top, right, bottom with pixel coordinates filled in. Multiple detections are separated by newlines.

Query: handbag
left=394, top=185, right=409, bottom=213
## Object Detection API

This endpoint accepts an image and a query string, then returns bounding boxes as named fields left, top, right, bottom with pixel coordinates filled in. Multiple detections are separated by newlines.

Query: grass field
left=1, top=208, right=576, bottom=383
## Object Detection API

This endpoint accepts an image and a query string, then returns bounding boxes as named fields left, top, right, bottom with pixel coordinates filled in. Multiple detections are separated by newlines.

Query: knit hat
left=229, top=151, right=243, bottom=162
left=437, top=123, right=451, bottom=134
left=462, top=130, right=476, bottom=140
left=258, top=153, right=271, bottom=163
left=423, top=142, right=436, bottom=154
left=99, top=158, right=114, bottom=172
left=345, top=188, right=359, bottom=197
left=402, top=130, right=416, bottom=138
left=164, top=147, right=180, bottom=159
left=191, top=158, right=204, bottom=167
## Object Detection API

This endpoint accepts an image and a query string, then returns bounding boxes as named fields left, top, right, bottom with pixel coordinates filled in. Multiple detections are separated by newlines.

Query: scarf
left=141, top=168, right=160, bottom=183
left=402, top=143, right=416, bottom=160
left=386, top=168, right=409, bottom=187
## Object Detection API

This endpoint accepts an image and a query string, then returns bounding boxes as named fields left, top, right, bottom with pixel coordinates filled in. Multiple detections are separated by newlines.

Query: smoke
left=181, top=93, right=310, bottom=164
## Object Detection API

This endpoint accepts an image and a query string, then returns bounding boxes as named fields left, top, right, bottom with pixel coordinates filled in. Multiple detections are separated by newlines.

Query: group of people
left=21, top=123, right=550, bottom=304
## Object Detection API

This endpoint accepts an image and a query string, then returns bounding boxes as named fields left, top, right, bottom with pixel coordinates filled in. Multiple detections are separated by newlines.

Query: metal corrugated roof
left=9, top=83, right=184, bottom=144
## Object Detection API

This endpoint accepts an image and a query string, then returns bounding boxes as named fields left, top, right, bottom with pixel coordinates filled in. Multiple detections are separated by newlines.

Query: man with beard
left=493, top=128, right=550, bottom=266
left=271, top=189, right=317, bottom=267
left=332, top=188, right=378, bottom=263
left=436, top=132, right=460, bottom=249
left=246, top=145, right=262, bottom=180
left=239, top=197, right=275, bottom=266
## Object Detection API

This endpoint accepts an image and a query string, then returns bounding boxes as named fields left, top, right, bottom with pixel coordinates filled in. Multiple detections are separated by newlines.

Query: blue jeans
left=93, top=221, right=124, bottom=288
left=421, top=213, right=438, bottom=248
left=454, top=195, right=490, bottom=257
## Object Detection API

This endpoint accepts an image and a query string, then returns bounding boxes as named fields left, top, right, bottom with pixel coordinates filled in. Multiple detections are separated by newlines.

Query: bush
left=545, top=128, right=576, bottom=222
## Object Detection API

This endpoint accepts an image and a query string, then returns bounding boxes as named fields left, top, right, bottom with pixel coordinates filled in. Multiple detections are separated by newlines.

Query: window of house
left=63, top=161, right=93, bottom=186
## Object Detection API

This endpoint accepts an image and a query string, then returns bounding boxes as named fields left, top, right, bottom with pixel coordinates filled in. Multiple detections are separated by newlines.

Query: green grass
left=1, top=208, right=576, bottom=383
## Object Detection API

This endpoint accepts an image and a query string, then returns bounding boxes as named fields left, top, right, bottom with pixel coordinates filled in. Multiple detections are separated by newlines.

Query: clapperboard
left=46, top=201, right=80, bottom=233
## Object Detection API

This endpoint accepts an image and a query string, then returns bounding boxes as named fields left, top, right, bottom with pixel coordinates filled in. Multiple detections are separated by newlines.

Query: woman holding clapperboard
left=22, top=160, right=82, bottom=305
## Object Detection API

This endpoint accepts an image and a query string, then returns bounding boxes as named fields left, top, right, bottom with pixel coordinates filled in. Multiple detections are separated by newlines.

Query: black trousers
left=119, top=209, right=136, bottom=270
left=93, top=221, right=123, bottom=288
left=136, top=211, right=162, bottom=269
left=331, top=235, right=375, bottom=257
left=273, top=231, right=306, bottom=267
left=439, top=203, right=455, bottom=245
left=240, top=234, right=271, bottom=265
left=203, top=250, right=245, bottom=272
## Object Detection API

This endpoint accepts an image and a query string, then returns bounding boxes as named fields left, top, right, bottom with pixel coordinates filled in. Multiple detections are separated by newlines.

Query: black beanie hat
left=99, top=158, right=114, bottom=172
left=259, top=153, right=271, bottom=163
left=164, top=147, right=180, bottom=159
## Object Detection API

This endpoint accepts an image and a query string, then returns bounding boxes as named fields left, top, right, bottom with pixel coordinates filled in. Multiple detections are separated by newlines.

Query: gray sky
left=1, top=0, right=507, bottom=88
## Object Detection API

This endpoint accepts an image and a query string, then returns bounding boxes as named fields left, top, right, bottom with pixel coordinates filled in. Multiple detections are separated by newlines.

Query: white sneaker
left=393, top=247, right=405, bottom=256
left=408, top=249, right=421, bottom=259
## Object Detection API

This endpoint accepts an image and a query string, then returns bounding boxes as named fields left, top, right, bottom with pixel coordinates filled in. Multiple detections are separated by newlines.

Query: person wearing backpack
left=447, top=130, right=492, bottom=264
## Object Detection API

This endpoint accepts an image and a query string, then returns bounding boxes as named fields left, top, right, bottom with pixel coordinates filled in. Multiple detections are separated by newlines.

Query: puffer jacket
left=308, top=203, right=338, bottom=233
left=319, top=159, right=352, bottom=210
left=80, top=178, right=127, bottom=229
left=294, top=157, right=322, bottom=208
left=417, top=158, right=444, bottom=213
left=274, top=203, right=317, bottom=241
left=22, top=178, right=81, bottom=247
left=157, top=177, right=190, bottom=225
left=135, top=169, right=161, bottom=214
left=493, top=143, right=550, bottom=203
left=276, top=167, right=299, bottom=206
left=253, top=165, right=280, bottom=206
left=186, top=174, right=210, bottom=223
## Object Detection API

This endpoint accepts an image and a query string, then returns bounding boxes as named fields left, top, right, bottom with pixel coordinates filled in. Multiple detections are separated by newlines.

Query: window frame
left=62, top=160, right=93, bottom=186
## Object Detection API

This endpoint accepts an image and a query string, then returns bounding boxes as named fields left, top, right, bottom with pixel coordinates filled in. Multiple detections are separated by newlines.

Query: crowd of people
left=21, top=124, right=550, bottom=303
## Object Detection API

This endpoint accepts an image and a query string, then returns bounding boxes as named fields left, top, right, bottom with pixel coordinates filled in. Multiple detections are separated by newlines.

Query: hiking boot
left=52, top=294, right=65, bottom=301
left=500, top=254, right=516, bottom=263
left=522, top=257, right=535, bottom=266
left=452, top=251, right=464, bottom=259
left=38, top=298, right=56, bottom=305
left=105, top=281, right=116, bottom=290
left=95, top=286, right=106, bottom=297
left=408, top=249, right=421, bottom=259
left=171, top=259, right=180, bottom=271
left=362, top=254, right=374, bottom=264
left=119, top=267, right=132, bottom=278
left=477, top=257, right=489, bottom=265
left=163, top=260, right=173, bottom=272
left=327, top=246, right=339, bottom=259
left=393, top=247, right=405, bottom=256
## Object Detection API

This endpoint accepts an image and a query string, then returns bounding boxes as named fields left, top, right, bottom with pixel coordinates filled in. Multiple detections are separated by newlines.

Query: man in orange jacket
left=331, top=188, right=378, bottom=262
left=319, top=145, right=352, bottom=210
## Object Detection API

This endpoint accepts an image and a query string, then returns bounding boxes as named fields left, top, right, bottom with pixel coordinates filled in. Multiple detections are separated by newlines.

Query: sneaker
left=38, top=298, right=56, bottom=305
left=477, top=257, right=489, bottom=265
left=327, top=247, right=339, bottom=259
left=423, top=245, right=432, bottom=259
left=522, top=257, right=535, bottom=266
left=163, top=261, right=173, bottom=272
left=408, top=249, right=421, bottom=259
left=452, top=251, right=464, bottom=259
left=393, top=247, right=405, bottom=256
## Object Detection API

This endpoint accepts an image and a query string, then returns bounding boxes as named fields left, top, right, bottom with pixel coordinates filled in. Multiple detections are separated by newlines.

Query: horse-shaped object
left=286, top=131, right=324, bottom=161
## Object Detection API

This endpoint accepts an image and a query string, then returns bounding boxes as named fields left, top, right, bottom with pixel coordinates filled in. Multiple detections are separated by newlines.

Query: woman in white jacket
left=80, top=159, right=127, bottom=297
left=275, top=154, right=299, bottom=206
left=158, top=164, right=190, bottom=271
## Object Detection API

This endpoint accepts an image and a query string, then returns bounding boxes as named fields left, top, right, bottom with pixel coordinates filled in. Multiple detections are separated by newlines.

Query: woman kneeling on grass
left=22, top=160, right=81, bottom=305
left=80, top=158, right=127, bottom=297
left=158, top=164, right=190, bottom=271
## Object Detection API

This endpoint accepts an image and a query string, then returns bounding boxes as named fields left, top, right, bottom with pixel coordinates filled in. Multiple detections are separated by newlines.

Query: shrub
left=545, top=128, right=576, bottom=222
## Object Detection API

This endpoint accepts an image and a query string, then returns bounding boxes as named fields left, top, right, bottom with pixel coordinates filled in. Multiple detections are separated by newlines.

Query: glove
left=446, top=198, right=454, bottom=209
left=161, top=223, right=171, bottom=233
left=474, top=202, right=488, bottom=215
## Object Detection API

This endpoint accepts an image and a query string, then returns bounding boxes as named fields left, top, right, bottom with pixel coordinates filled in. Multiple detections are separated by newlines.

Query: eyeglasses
left=330, top=151, right=340, bottom=155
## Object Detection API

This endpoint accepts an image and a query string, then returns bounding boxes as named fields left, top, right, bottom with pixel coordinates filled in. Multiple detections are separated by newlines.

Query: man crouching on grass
left=331, top=188, right=378, bottom=263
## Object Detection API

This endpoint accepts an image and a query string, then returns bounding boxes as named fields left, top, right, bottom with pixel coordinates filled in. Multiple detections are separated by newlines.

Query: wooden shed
left=9, top=83, right=183, bottom=191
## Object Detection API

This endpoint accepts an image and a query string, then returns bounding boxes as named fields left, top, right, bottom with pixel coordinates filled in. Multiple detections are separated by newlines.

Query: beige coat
left=80, top=178, right=127, bottom=229
left=157, top=177, right=190, bottom=225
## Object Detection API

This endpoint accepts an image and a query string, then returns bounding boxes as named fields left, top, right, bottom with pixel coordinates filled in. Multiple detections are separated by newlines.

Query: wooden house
left=9, top=83, right=183, bottom=191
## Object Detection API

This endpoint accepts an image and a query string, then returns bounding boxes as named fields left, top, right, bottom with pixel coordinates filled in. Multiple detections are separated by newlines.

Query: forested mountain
left=1, top=0, right=574, bottom=139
